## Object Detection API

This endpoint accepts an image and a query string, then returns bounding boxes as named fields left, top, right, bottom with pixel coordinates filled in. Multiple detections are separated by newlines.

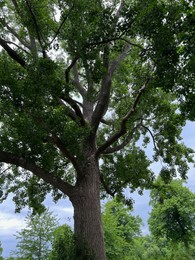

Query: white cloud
left=0, top=212, right=25, bottom=235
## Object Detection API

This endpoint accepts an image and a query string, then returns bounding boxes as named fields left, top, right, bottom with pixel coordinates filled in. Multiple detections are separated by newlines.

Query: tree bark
left=70, top=154, right=106, bottom=260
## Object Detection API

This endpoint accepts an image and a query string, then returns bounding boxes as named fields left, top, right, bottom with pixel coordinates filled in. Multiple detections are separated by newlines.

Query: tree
left=12, top=209, right=59, bottom=260
left=148, top=179, right=195, bottom=258
left=0, top=242, right=3, bottom=260
left=0, top=1, right=194, bottom=259
left=102, top=198, right=142, bottom=259
left=49, top=225, right=75, bottom=260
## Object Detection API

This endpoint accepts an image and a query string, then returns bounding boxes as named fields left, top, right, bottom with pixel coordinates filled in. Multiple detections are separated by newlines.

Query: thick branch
left=91, top=44, right=131, bottom=132
left=0, top=150, right=74, bottom=197
left=96, top=80, right=150, bottom=156
left=0, top=37, right=26, bottom=67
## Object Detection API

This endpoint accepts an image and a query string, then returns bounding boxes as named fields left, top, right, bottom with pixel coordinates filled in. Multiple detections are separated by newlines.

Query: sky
left=0, top=121, right=194, bottom=258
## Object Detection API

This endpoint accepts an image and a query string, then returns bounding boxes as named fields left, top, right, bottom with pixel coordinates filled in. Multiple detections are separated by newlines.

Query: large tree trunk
left=70, top=154, right=106, bottom=260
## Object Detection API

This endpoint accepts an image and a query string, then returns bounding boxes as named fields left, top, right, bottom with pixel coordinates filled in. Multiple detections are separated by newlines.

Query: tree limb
left=72, top=63, right=87, bottom=96
left=98, top=124, right=141, bottom=155
left=96, top=80, right=150, bottom=156
left=0, top=18, right=31, bottom=49
left=25, top=0, right=46, bottom=58
left=60, top=96, right=85, bottom=126
left=5, top=40, right=29, bottom=55
left=141, top=124, right=158, bottom=151
left=91, top=43, right=131, bottom=132
left=100, top=172, right=115, bottom=197
left=65, top=57, right=79, bottom=83
left=49, top=133, right=82, bottom=176
left=0, top=37, right=26, bottom=67
left=49, top=4, right=75, bottom=46
left=0, top=150, right=74, bottom=197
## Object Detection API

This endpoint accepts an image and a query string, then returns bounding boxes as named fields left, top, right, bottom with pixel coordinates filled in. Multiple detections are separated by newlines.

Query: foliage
left=0, top=0, right=194, bottom=211
left=132, top=235, right=195, bottom=260
left=0, top=242, right=3, bottom=260
left=12, top=209, right=59, bottom=260
left=49, top=224, right=74, bottom=260
left=148, top=179, right=195, bottom=257
left=102, top=198, right=142, bottom=260
left=0, top=0, right=194, bottom=258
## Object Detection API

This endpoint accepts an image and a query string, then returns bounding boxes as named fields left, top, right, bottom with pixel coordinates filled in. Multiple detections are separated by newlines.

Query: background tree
left=148, top=179, right=195, bottom=258
left=49, top=224, right=75, bottom=260
left=0, top=0, right=194, bottom=258
left=12, top=209, right=59, bottom=260
left=102, top=198, right=142, bottom=260
left=0, top=242, right=3, bottom=260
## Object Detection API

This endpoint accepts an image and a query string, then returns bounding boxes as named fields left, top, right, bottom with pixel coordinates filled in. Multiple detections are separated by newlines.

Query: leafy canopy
left=0, top=0, right=194, bottom=210
left=12, top=209, right=59, bottom=260
left=149, top=179, right=195, bottom=253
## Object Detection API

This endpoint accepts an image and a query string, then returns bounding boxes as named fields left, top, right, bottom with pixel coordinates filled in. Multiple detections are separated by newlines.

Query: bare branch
left=0, top=150, right=74, bottom=197
left=0, top=37, right=26, bottom=67
left=96, top=80, right=150, bottom=156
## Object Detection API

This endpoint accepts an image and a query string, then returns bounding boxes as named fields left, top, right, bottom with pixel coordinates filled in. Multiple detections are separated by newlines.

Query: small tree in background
left=49, top=224, right=74, bottom=260
left=12, top=209, right=59, bottom=260
left=148, top=179, right=195, bottom=258
left=102, top=198, right=142, bottom=260
left=0, top=242, right=3, bottom=260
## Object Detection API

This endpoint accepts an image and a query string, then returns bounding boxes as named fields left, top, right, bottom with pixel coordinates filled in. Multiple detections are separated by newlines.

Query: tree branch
left=60, top=96, right=85, bottom=126
left=25, top=0, right=46, bottom=58
left=65, top=57, right=79, bottom=83
left=0, top=150, right=74, bottom=197
left=49, top=4, right=75, bottom=46
left=98, top=124, right=141, bottom=155
left=96, top=80, right=150, bottom=156
left=5, top=40, right=29, bottom=55
left=0, top=18, right=31, bottom=50
left=109, top=43, right=131, bottom=76
left=0, top=37, right=26, bottom=67
left=100, top=172, right=115, bottom=197
left=49, top=133, right=82, bottom=176
left=72, top=62, right=87, bottom=96
left=58, top=98, right=78, bottom=121
left=141, top=124, right=158, bottom=151
left=91, top=43, right=131, bottom=132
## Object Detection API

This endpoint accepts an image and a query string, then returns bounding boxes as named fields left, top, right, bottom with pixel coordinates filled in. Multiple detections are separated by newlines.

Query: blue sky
left=0, top=121, right=194, bottom=258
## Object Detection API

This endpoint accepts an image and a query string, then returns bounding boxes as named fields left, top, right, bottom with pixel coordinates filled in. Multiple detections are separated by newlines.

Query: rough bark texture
left=70, top=153, right=106, bottom=260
